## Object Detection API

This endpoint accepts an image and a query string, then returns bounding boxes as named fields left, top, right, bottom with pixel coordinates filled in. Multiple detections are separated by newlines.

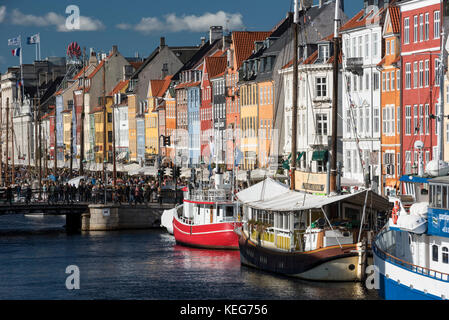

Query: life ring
left=392, top=211, right=398, bottom=224
left=391, top=201, right=399, bottom=224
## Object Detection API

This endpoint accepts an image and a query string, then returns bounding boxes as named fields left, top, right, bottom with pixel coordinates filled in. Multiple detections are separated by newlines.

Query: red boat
left=172, top=187, right=241, bottom=250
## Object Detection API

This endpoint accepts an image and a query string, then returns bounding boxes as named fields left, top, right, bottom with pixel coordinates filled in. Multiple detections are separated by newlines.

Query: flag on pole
left=12, top=48, right=21, bottom=57
left=235, top=147, right=243, bottom=167
left=27, top=34, right=40, bottom=44
left=8, top=36, right=21, bottom=46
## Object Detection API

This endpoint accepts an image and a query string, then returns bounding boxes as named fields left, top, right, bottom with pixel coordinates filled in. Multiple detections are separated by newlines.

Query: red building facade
left=399, top=0, right=443, bottom=177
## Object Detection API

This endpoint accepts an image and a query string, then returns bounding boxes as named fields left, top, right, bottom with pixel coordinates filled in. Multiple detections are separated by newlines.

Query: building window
left=373, top=72, right=380, bottom=91
left=365, top=73, right=370, bottom=90
left=391, top=71, right=395, bottom=91
left=397, top=70, right=400, bottom=90
left=413, top=62, right=418, bottom=88
left=405, top=105, right=412, bottom=135
left=386, top=40, right=390, bottom=56
left=386, top=72, right=390, bottom=91
left=373, top=33, right=379, bottom=57
left=405, top=63, right=411, bottom=89
left=435, top=59, right=441, bottom=86
left=419, top=105, right=423, bottom=135
left=365, top=34, right=370, bottom=58
left=397, top=153, right=401, bottom=177
left=405, top=151, right=412, bottom=174
left=414, top=105, right=418, bottom=135
left=404, top=17, right=410, bottom=44
left=346, top=151, right=352, bottom=174
left=391, top=39, right=395, bottom=55
left=419, top=61, right=424, bottom=88
left=433, top=244, right=439, bottom=262
left=397, top=106, right=401, bottom=134
left=414, top=15, right=418, bottom=43
left=316, top=77, right=327, bottom=98
left=443, top=247, right=448, bottom=264
left=419, top=14, right=423, bottom=42
left=425, top=60, right=430, bottom=87
left=374, top=107, right=380, bottom=134
left=316, top=114, right=328, bottom=136
left=425, top=104, right=430, bottom=135
left=382, top=72, right=386, bottom=91
left=434, top=11, right=440, bottom=39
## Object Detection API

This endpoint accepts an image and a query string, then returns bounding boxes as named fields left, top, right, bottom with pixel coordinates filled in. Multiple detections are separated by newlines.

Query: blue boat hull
left=378, top=271, right=442, bottom=300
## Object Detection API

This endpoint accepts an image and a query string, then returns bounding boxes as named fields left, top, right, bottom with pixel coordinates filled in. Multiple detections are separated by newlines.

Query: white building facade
left=340, top=7, right=385, bottom=192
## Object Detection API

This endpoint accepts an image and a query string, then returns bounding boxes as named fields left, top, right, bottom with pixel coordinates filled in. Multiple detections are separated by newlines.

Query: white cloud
left=0, top=6, right=6, bottom=23
left=9, top=9, right=104, bottom=32
left=119, top=11, right=244, bottom=34
left=116, top=23, right=133, bottom=30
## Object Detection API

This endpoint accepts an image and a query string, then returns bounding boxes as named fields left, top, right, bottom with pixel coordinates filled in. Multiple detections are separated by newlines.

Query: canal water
left=0, top=214, right=380, bottom=300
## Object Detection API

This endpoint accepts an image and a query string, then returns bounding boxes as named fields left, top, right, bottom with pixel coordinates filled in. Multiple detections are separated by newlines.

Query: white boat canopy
left=236, top=177, right=290, bottom=204
left=238, top=179, right=392, bottom=213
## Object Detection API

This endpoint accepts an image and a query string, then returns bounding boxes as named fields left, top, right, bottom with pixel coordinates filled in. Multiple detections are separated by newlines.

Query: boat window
left=432, top=244, right=439, bottom=262
left=436, top=185, right=442, bottom=208
left=443, top=247, right=449, bottom=264
left=429, top=185, right=434, bottom=206
left=444, top=186, right=448, bottom=209
left=216, top=206, right=220, bottom=217
left=226, top=206, right=234, bottom=217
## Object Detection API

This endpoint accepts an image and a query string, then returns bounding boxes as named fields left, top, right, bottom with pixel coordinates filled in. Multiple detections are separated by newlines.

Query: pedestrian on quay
left=6, top=185, right=13, bottom=205
left=157, top=185, right=162, bottom=205
left=64, top=183, right=70, bottom=204
left=144, top=184, right=150, bottom=206
left=49, top=182, right=55, bottom=204
left=25, top=184, right=32, bottom=205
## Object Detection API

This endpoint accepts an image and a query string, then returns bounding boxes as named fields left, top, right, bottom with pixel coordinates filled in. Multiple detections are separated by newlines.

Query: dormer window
left=318, top=44, right=329, bottom=62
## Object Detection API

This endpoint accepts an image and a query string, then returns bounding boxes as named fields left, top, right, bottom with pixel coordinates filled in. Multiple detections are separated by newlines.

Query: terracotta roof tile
left=175, top=81, right=201, bottom=90
left=232, top=31, right=272, bottom=70
left=340, top=6, right=387, bottom=33
left=108, top=79, right=129, bottom=96
left=205, top=56, right=227, bottom=78
left=389, top=6, right=401, bottom=34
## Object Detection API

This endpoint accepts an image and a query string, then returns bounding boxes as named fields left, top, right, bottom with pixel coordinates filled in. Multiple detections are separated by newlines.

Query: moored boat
left=236, top=178, right=392, bottom=281
left=373, top=175, right=449, bottom=300
left=172, top=186, right=241, bottom=250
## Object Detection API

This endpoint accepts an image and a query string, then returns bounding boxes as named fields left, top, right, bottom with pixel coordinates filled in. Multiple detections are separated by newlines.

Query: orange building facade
left=380, top=6, right=401, bottom=197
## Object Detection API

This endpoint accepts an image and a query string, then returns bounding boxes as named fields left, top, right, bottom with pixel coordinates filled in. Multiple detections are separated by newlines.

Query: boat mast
left=438, top=27, right=446, bottom=162
left=330, top=0, right=341, bottom=194
left=5, top=98, right=9, bottom=187
left=290, top=0, right=299, bottom=191
left=80, top=47, right=86, bottom=176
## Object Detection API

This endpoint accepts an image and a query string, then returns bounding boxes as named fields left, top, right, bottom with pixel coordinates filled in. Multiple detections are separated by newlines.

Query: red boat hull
left=173, top=217, right=241, bottom=250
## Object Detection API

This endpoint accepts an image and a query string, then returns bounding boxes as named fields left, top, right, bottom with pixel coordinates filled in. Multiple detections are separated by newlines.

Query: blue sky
left=0, top=0, right=364, bottom=73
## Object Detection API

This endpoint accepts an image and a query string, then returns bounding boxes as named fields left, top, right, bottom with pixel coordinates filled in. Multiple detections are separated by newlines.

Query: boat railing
left=373, top=228, right=449, bottom=282
left=188, top=189, right=231, bottom=202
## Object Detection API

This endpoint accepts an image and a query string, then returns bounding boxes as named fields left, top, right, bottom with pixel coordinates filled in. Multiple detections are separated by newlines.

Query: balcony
left=345, top=57, right=364, bottom=75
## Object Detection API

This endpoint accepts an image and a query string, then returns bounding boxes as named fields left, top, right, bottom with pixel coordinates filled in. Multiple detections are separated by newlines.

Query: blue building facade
left=188, top=86, right=201, bottom=167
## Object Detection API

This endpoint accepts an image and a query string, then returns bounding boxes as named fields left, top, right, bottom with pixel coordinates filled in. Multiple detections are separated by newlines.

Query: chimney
left=201, top=37, right=206, bottom=46
left=160, top=37, right=166, bottom=47
left=319, top=0, right=323, bottom=8
left=89, top=51, right=97, bottom=65
left=210, top=26, right=223, bottom=44
left=111, top=45, right=118, bottom=55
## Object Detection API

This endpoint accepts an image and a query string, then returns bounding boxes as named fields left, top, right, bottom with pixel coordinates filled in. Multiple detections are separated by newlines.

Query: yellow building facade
left=240, top=82, right=259, bottom=170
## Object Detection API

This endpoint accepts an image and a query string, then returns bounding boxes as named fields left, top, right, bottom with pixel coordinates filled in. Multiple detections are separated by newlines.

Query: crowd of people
left=1, top=167, right=187, bottom=206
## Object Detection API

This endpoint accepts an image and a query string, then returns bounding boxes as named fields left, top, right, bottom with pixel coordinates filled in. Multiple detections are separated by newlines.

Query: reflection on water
left=0, top=215, right=379, bottom=300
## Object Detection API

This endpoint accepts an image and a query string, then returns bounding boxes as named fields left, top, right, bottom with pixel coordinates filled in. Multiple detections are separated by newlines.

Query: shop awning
left=312, top=150, right=328, bottom=161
